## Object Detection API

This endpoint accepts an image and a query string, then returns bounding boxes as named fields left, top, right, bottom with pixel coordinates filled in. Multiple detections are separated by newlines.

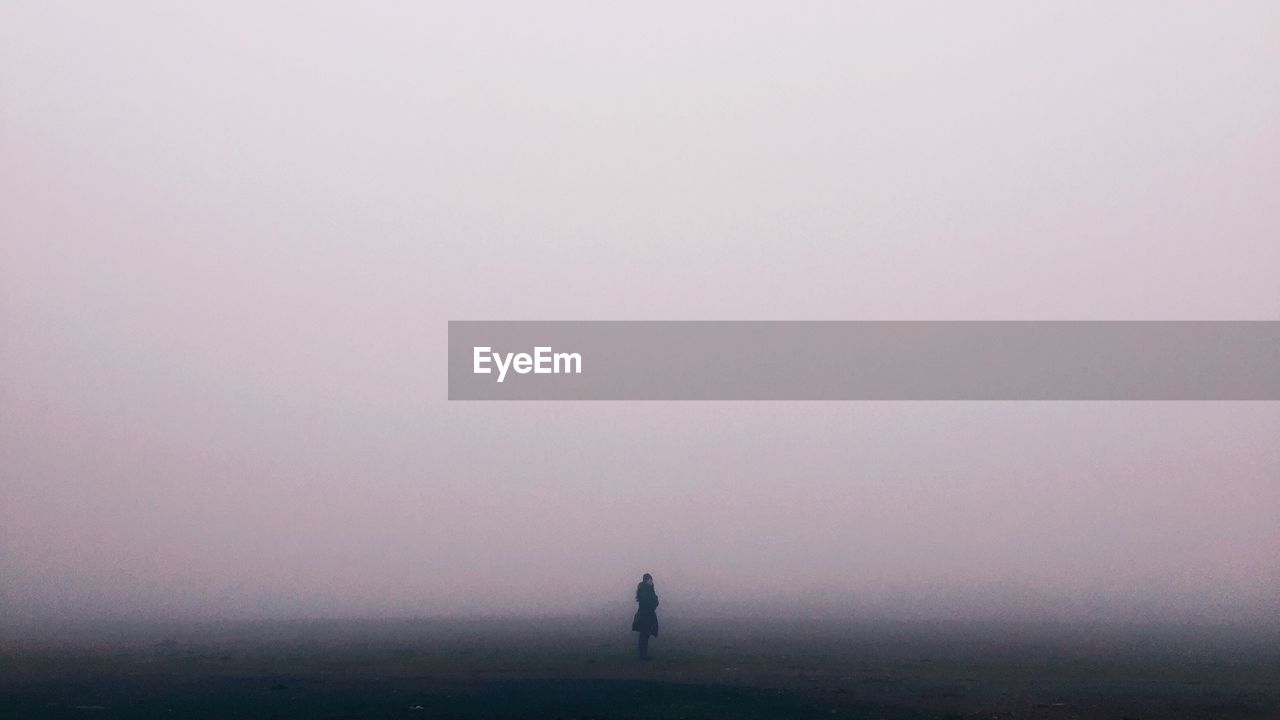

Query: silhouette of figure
left=631, top=572, right=659, bottom=659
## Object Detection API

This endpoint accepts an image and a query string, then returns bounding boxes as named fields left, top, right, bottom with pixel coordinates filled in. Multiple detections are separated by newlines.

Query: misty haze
left=3, top=2, right=1278, bottom=718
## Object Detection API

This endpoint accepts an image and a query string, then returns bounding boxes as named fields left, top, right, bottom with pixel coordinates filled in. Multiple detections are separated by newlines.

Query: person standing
left=631, top=573, right=659, bottom=659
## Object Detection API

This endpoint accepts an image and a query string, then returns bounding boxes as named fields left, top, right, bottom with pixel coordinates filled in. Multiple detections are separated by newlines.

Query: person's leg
left=638, top=632, right=649, bottom=659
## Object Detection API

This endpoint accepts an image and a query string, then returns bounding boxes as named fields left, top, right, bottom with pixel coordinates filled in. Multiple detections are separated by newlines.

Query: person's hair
left=636, top=574, right=655, bottom=602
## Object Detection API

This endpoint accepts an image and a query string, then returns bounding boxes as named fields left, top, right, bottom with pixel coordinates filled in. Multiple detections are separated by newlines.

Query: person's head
left=642, top=573, right=653, bottom=585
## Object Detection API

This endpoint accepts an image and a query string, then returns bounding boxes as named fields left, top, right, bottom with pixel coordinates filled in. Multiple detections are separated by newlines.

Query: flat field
left=3, top=617, right=1277, bottom=719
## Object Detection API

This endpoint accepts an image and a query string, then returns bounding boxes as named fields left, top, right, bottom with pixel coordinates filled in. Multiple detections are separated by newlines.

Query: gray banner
left=448, top=321, right=1280, bottom=400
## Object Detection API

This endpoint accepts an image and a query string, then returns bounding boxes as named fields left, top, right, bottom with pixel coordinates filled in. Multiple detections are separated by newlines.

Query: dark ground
left=2, top=617, right=1277, bottom=719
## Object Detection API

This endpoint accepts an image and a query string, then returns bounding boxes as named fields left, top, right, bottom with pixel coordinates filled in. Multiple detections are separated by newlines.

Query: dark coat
left=631, top=582, right=659, bottom=636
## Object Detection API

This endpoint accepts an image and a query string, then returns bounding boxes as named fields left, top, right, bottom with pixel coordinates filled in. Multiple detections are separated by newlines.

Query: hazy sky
left=2, top=2, right=1278, bottom=626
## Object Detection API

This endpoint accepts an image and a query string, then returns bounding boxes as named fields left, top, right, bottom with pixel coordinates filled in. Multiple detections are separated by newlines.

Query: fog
left=2, top=2, right=1278, bottom=629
